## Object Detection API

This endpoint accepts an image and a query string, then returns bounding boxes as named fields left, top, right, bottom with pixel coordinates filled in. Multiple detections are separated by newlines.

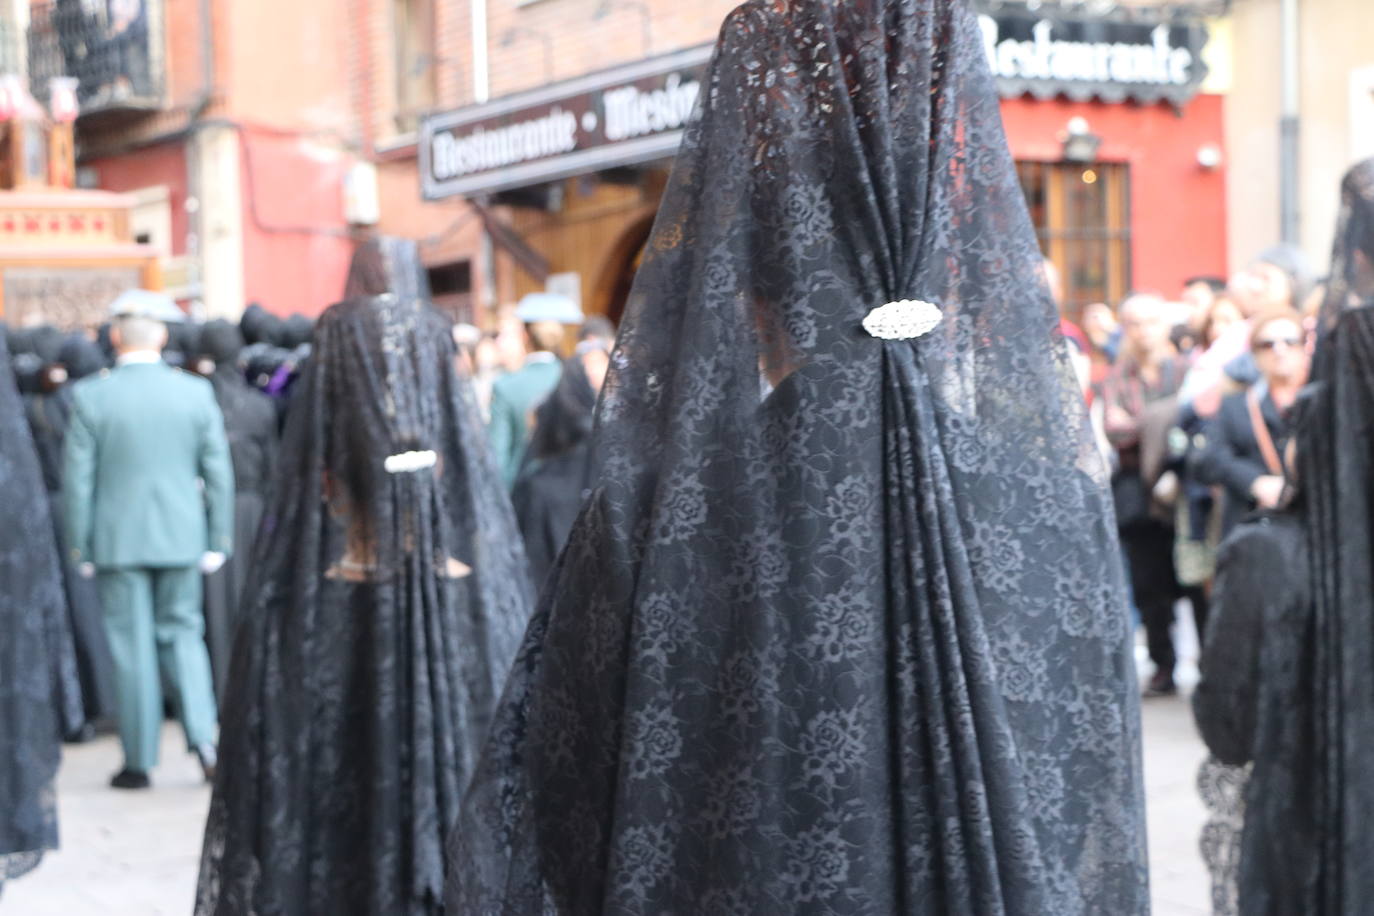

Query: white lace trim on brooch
left=862, top=299, right=943, bottom=341
left=384, top=450, right=438, bottom=474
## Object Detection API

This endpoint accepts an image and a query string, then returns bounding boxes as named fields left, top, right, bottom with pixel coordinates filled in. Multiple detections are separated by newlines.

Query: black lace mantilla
left=195, top=240, right=533, bottom=915
left=448, top=1, right=1148, bottom=913
left=0, top=326, right=63, bottom=887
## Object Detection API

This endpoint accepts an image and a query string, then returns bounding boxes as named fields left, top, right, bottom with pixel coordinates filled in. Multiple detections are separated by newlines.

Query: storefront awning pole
left=1279, top=0, right=1300, bottom=246
left=472, top=0, right=490, bottom=104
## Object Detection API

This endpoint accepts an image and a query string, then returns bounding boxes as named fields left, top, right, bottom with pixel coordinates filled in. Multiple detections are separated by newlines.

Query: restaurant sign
left=421, top=44, right=713, bottom=200
left=979, top=3, right=1210, bottom=105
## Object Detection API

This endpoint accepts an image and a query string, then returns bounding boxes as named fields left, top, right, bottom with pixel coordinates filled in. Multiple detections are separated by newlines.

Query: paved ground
left=6, top=627, right=1213, bottom=915
left=4, top=727, right=210, bottom=915
left=1144, top=692, right=1213, bottom=916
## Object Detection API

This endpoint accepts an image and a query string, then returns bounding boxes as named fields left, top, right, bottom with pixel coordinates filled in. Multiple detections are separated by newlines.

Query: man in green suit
left=63, top=290, right=233, bottom=790
left=488, top=293, right=584, bottom=488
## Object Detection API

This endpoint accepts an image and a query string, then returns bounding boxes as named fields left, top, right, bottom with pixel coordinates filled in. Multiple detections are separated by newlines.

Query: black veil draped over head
left=1318, top=160, right=1374, bottom=338
left=1264, top=157, right=1374, bottom=913
left=195, top=238, right=533, bottom=915
left=450, top=1, right=1146, bottom=913
left=0, top=326, right=63, bottom=886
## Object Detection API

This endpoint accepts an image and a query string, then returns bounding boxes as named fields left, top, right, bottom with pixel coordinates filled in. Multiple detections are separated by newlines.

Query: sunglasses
left=1254, top=337, right=1304, bottom=352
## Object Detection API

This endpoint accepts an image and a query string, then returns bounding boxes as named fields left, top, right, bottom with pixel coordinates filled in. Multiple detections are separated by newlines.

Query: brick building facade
left=4, top=0, right=1365, bottom=323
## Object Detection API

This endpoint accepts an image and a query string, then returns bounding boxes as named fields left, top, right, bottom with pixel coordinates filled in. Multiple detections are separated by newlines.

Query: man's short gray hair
left=115, top=315, right=167, bottom=350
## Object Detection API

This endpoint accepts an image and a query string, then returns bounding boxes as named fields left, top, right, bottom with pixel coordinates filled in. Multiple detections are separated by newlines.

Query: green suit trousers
left=98, top=567, right=218, bottom=772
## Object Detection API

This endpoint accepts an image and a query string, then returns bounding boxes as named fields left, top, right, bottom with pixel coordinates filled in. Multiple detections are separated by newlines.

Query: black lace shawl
left=1317, top=160, right=1374, bottom=341
left=195, top=240, right=533, bottom=915
left=448, top=2, right=1147, bottom=913
left=22, top=334, right=109, bottom=735
left=0, top=326, right=63, bottom=885
left=1272, top=157, right=1374, bottom=914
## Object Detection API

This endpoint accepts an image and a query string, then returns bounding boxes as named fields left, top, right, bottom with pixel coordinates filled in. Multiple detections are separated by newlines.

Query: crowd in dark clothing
left=8, top=328, right=116, bottom=742
left=3, top=306, right=313, bottom=737
left=195, top=320, right=277, bottom=703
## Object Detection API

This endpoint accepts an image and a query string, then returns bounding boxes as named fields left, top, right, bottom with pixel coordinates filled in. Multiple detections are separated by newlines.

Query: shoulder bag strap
left=1246, top=388, right=1284, bottom=476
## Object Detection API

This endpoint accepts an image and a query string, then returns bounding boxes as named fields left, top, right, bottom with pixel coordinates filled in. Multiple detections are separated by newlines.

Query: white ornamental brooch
left=384, top=450, right=439, bottom=474
left=862, top=299, right=943, bottom=341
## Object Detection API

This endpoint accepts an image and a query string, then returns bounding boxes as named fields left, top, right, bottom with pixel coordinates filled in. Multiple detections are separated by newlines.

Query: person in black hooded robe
left=239, top=303, right=284, bottom=349
left=13, top=328, right=87, bottom=741
left=511, top=340, right=610, bottom=590
left=448, top=2, right=1147, bottom=913
left=195, top=238, right=533, bottom=915
left=197, top=320, right=278, bottom=704
left=27, top=325, right=65, bottom=370
left=0, top=325, right=65, bottom=893
left=23, top=334, right=118, bottom=739
left=163, top=320, right=202, bottom=371
left=278, top=314, right=314, bottom=351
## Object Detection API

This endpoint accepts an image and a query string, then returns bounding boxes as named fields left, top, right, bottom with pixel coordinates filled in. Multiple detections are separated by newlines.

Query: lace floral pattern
left=0, top=327, right=63, bottom=885
left=1198, top=757, right=1247, bottom=916
left=195, top=242, right=533, bottom=915
left=449, top=2, right=1147, bottom=913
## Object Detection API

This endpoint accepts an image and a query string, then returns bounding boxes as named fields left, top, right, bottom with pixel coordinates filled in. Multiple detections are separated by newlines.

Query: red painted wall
left=236, top=128, right=356, bottom=316
left=1000, top=92, right=1228, bottom=300
left=85, top=141, right=191, bottom=256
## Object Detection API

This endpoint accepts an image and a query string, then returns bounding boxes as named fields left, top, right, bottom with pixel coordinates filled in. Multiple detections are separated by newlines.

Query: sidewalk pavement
left=3, top=726, right=209, bottom=915
left=5, top=694, right=1213, bottom=915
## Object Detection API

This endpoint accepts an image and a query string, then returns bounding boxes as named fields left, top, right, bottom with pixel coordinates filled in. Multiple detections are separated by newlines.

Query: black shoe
left=1143, top=672, right=1177, bottom=698
left=110, top=768, right=150, bottom=790
left=195, top=744, right=217, bottom=784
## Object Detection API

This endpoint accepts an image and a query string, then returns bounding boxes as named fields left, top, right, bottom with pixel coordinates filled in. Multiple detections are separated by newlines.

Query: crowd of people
left=1064, top=244, right=1321, bottom=699
left=1, top=0, right=1372, bottom=913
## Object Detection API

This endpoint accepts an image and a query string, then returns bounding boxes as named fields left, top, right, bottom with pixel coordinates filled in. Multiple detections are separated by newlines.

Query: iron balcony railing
left=25, top=0, right=165, bottom=118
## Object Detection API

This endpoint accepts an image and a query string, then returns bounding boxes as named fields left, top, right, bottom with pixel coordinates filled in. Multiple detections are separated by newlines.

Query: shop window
left=1016, top=161, right=1131, bottom=322
left=128, top=185, right=172, bottom=254
left=392, top=0, right=436, bottom=135
left=427, top=260, right=473, bottom=323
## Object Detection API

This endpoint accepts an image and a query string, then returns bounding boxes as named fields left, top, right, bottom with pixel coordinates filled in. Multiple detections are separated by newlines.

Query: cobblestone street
left=6, top=677, right=1213, bottom=915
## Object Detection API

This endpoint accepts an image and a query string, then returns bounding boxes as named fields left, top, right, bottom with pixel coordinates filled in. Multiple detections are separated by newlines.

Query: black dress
left=1214, top=158, right=1374, bottom=914
left=1193, top=512, right=1316, bottom=914
left=0, top=327, right=64, bottom=887
left=1275, top=157, right=1374, bottom=915
left=202, top=362, right=277, bottom=704
left=449, top=2, right=1147, bottom=913
left=195, top=239, right=533, bottom=915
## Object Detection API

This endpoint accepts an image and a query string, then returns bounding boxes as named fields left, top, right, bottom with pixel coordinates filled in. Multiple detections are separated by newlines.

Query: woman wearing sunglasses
left=1194, top=309, right=1311, bottom=540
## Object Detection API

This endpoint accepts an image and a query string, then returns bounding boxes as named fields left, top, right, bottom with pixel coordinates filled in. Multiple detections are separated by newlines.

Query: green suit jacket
left=488, top=356, right=562, bottom=488
left=63, top=360, right=235, bottom=569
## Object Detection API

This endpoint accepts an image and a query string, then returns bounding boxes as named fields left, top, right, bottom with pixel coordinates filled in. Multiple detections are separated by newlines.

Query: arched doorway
left=591, top=207, right=657, bottom=327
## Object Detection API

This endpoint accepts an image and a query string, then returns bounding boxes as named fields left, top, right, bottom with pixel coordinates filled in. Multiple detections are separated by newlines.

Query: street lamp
left=1061, top=116, right=1102, bottom=164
